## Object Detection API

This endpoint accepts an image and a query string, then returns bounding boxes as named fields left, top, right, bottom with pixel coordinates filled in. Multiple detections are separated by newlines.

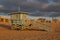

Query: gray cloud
left=29, top=11, right=60, bottom=17
left=53, top=0, right=60, bottom=2
left=0, top=0, right=60, bottom=17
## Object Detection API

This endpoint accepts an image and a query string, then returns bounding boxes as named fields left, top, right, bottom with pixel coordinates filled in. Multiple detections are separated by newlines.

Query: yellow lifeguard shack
left=10, top=12, right=28, bottom=30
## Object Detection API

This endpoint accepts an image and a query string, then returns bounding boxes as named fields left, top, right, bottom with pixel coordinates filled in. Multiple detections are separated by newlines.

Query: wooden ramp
left=29, top=21, right=55, bottom=32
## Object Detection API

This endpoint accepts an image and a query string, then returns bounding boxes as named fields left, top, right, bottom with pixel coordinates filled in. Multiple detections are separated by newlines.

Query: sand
left=0, top=23, right=60, bottom=40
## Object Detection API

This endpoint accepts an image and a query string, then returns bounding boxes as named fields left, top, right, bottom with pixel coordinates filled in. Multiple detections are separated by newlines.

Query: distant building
left=52, top=19, right=59, bottom=23
left=0, top=16, right=10, bottom=25
left=25, top=18, right=31, bottom=25
left=36, top=18, right=46, bottom=23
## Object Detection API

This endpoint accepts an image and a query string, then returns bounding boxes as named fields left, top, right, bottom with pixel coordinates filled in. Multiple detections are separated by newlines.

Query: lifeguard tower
left=10, top=7, right=28, bottom=30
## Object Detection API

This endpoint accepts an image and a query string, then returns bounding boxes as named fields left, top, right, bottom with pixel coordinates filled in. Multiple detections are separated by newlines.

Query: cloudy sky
left=0, top=0, right=60, bottom=17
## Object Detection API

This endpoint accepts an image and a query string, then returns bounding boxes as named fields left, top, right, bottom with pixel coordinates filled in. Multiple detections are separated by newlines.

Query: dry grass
left=0, top=22, right=60, bottom=40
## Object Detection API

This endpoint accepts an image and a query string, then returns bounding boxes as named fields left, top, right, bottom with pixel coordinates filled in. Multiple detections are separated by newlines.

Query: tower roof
left=9, top=11, right=29, bottom=15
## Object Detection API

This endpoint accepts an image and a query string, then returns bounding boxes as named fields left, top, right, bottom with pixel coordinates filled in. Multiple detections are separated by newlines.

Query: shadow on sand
left=0, top=24, right=11, bottom=30
left=0, top=24, right=47, bottom=32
